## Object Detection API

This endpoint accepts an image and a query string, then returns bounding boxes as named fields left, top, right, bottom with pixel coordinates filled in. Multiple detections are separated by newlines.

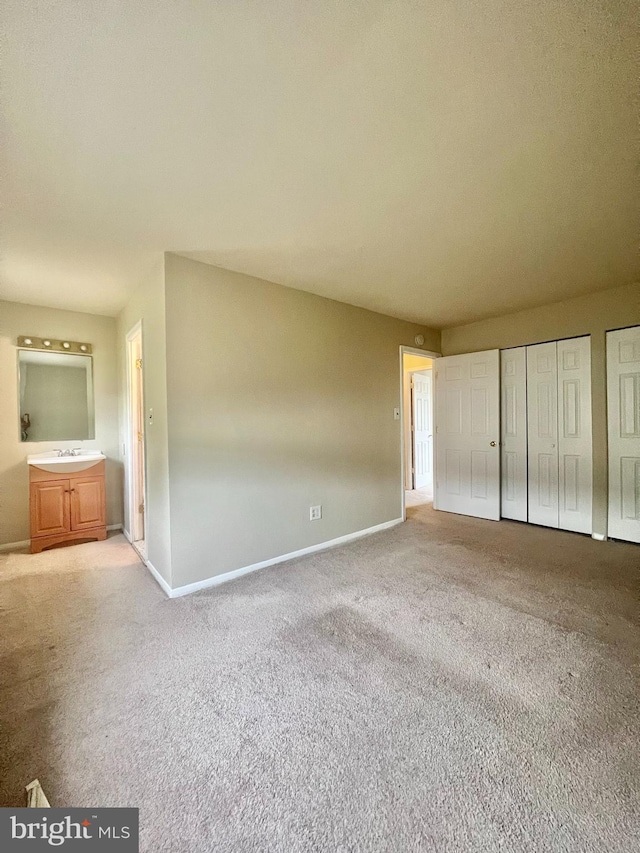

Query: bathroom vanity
left=28, top=452, right=107, bottom=553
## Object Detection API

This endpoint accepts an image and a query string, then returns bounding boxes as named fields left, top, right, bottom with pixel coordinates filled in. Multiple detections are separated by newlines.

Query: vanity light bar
left=17, top=336, right=93, bottom=354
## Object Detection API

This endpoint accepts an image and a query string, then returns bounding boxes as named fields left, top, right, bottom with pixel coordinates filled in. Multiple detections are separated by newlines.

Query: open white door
left=126, top=322, right=146, bottom=555
left=412, top=369, right=433, bottom=490
left=607, top=326, right=640, bottom=543
left=434, top=350, right=500, bottom=520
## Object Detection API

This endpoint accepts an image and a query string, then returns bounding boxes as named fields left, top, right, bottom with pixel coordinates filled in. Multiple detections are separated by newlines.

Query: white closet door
left=607, top=326, right=640, bottom=543
left=557, top=336, right=592, bottom=533
left=501, top=347, right=527, bottom=521
left=527, top=342, right=559, bottom=528
left=434, top=350, right=500, bottom=520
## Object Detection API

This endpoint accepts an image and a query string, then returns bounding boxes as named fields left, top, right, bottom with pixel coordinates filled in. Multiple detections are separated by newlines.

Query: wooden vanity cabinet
left=29, top=461, right=107, bottom=553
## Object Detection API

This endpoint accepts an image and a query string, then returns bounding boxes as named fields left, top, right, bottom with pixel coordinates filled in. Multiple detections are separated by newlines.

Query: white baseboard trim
left=591, top=532, right=607, bottom=541
left=106, top=524, right=123, bottom=532
left=0, top=539, right=30, bottom=553
left=121, top=527, right=171, bottom=595
left=169, top=517, right=404, bottom=599
left=144, top=558, right=173, bottom=597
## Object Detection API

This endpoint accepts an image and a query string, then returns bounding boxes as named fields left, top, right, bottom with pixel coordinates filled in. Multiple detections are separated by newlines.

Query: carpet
left=1, top=504, right=638, bottom=851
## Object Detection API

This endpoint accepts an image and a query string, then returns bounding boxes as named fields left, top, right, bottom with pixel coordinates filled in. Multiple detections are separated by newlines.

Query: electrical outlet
left=310, top=505, right=322, bottom=521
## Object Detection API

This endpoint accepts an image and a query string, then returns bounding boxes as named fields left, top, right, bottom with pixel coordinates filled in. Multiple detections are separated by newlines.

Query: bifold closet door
left=607, top=326, right=640, bottom=543
left=527, top=342, right=559, bottom=527
left=500, top=348, right=527, bottom=521
left=527, top=337, right=592, bottom=533
left=557, top=337, right=592, bottom=533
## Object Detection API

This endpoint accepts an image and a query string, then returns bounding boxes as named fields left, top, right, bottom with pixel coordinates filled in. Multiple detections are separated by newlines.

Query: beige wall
left=441, top=282, right=640, bottom=537
left=116, top=258, right=172, bottom=585
left=164, top=253, right=440, bottom=588
left=0, top=300, right=121, bottom=546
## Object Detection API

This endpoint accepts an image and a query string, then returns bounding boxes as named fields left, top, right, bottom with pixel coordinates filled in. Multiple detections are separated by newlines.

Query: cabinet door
left=70, top=476, right=106, bottom=530
left=30, top=480, right=71, bottom=537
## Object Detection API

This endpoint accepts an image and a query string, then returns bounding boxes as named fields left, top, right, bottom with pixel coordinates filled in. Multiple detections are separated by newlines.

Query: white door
left=127, top=325, right=146, bottom=551
left=527, top=341, right=559, bottom=528
left=412, top=369, right=433, bottom=490
left=434, top=350, right=500, bottom=520
left=557, top=336, right=592, bottom=534
left=501, top=347, right=528, bottom=521
left=607, top=326, right=640, bottom=543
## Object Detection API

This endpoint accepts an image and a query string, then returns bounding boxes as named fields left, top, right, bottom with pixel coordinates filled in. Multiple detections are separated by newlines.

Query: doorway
left=401, top=347, right=437, bottom=516
left=126, top=322, right=146, bottom=557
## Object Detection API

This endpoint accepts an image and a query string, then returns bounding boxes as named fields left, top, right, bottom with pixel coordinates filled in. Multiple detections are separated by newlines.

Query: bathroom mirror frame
left=17, top=341, right=96, bottom=443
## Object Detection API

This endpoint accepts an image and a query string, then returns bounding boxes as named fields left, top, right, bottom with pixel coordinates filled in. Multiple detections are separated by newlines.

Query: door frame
left=399, top=346, right=441, bottom=521
left=125, top=320, right=147, bottom=557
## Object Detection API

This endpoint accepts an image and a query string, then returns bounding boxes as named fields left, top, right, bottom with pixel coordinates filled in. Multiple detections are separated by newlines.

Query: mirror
left=18, top=350, right=95, bottom=442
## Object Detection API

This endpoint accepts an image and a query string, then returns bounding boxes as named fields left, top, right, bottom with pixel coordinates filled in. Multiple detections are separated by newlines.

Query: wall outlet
left=310, top=505, right=322, bottom=521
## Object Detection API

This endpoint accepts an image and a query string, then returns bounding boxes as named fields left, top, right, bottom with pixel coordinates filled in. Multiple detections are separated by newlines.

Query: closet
left=500, top=336, right=592, bottom=534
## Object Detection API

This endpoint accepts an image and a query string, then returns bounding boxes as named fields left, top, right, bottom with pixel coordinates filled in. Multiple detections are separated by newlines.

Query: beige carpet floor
left=1, top=505, right=638, bottom=852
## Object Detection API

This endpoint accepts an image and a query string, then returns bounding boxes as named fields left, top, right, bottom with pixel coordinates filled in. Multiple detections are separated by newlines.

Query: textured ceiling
left=1, top=1, right=637, bottom=326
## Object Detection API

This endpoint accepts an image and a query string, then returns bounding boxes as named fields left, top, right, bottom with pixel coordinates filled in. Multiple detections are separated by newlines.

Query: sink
left=27, top=451, right=106, bottom=474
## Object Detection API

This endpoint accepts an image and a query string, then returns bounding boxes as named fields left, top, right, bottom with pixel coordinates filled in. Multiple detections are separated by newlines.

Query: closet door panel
left=501, top=348, right=527, bottom=521
left=527, top=342, right=559, bottom=528
left=557, top=336, right=592, bottom=533
left=607, top=326, right=640, bottom=542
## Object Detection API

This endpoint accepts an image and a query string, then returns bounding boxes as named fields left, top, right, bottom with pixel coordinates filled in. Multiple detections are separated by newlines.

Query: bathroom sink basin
left=27, top=452, right=106, bottom=474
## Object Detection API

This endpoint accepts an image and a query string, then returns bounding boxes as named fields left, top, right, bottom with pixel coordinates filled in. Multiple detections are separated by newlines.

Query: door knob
left=490, top=441, right=497, bottom=447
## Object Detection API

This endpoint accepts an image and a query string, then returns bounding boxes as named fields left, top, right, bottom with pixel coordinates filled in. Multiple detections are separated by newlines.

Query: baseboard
left=121, top=527, right=171, bottom=595
left=169, top=517, right=404, bottom=599
left=592, top=532, right=607, bottom=541
left=106, top=524, right=123, bottom=532
left=144, top=558, right=173, bottom=597
left=0, top=539, right=30, bottom=553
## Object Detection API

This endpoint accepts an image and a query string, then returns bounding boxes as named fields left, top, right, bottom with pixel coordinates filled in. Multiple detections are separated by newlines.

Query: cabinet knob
left=490, top=441, right=497, bottom=447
